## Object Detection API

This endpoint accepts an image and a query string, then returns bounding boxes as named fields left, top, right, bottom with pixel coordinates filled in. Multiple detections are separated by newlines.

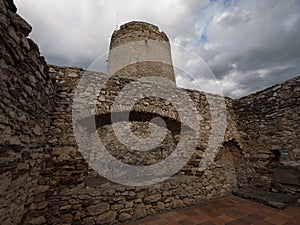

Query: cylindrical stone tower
left=107, top=21, right=176, bottom=83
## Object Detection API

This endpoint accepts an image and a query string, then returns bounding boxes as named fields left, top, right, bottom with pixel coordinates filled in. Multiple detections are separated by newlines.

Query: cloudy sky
left=15, top=0, right=300, bottom=98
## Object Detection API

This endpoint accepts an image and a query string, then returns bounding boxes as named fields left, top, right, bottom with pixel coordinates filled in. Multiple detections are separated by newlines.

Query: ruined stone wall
left=1, top=2, right=299, bottom=224
left=234, top=76, right=300, bottom=192
left=41, top=65, right=242, bottom=224
left=0, top=0, right=56, bottom=224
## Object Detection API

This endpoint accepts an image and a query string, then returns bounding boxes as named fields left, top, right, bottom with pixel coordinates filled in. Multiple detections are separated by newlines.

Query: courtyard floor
left=123, top=196, right=300, bottom=225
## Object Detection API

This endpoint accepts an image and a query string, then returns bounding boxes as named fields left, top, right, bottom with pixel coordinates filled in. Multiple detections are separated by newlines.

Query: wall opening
left=216, top=140, right=248, bottom=190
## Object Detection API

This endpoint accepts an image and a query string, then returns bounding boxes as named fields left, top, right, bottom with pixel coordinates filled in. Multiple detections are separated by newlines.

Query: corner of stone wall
left=233, top=76, right=300, bottom=192
left=0, top=0, right=57, bottom=224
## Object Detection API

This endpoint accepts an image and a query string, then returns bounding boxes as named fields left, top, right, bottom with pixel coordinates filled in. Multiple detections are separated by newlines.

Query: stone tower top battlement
left=110, top=21, right=169, bottom=50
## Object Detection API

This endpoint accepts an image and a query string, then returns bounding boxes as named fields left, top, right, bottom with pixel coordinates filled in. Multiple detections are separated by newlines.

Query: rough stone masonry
left=0, top=0, right=299, bottom=224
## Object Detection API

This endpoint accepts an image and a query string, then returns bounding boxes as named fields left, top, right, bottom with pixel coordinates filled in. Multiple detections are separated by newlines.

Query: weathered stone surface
left=34, top=185, right=49, bottom=195
left=53, top=146, right=76, bottom=162
left=74, top=211, right=81, bottom=220
left=118, top=212, right=132, bottom=222
left=96, top=211, right=116, bottom=224
left=29, top=216, right=46, bottom=225
left=170, top=199, right=184, bottom=209
left=82, top=217, right=95, bottom=225
left=31, top=201, right=48, bottom=210
left=133, top=203, right=147, bottom=219
left=86, top=202, right=110, bottom=216
left=0, top=174, right=11, bottom=192
left=144, top=194, right=161, bottom=204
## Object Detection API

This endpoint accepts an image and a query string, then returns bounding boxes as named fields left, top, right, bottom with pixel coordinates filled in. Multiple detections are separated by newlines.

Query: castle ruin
left=0, top=1, right=299, bottom=224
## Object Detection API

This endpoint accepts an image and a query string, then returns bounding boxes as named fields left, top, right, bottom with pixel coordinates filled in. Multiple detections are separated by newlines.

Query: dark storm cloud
left=14, top=0, right=300, bottom=98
